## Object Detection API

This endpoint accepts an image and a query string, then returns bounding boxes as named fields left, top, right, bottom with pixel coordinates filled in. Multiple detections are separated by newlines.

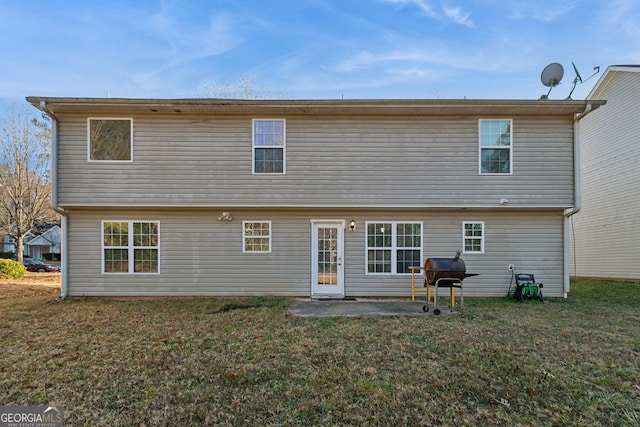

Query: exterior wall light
left=349, top=219, right=356, bottom=231
left=499, top=198, right=510, bottom=205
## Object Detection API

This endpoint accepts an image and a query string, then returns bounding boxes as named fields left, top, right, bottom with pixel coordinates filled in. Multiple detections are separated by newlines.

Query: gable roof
left=25, top=234, right=52, bottom=246
left=588, top=65, right=640, bottom=99
left=27, top=97, right=604, bottom=117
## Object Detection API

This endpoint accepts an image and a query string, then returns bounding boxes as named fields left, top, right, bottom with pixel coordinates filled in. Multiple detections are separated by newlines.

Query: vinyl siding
left=65, top=208, right=565, bottom=298
left=56, top=114, right=575, bottom=208
left=571, top=70, right=640, bottom=279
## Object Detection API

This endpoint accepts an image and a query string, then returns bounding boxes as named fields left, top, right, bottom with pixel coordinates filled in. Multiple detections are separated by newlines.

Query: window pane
left=90, top=119, right=131, bottom=161
left=133, top=222, right=158, bottom=247
left=481, top=148, right=510, bottom=174
left=274, top=120, right=284, bottom=135
left=480, top=120, right=511, bottom=147
left=254, top=148, right=283, bottom=173
left=396, top=223, right=421, bottom=248
left=397, top=249, right=421, bottom=274
left=134, top=249, right=158, bottom=273
left=368, top=223, right=391, bottom=248
left=367, top=249, right=391, bottom=273
left=103, top=222, right=128, bottom=247
left=104, top=249, right=128, bottom=273
left=465, top=223, right=482, bottom=237
left=465, top=239, right=482, bottom=252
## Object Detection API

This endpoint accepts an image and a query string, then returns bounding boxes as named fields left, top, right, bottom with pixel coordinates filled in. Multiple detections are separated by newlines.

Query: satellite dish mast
left=566, top=62, right=583, bottom=99
left=540, top=62, right=564, bottom=99
left=566, top=62, right=601, bottom=99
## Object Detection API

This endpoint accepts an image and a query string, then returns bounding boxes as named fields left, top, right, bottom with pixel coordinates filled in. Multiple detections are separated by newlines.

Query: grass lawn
left=1, top=276, right=639, bottom=426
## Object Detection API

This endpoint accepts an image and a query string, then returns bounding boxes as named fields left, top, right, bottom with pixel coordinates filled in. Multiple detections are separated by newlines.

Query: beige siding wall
left=572, top=71, right=640, bottom=279
left=57, top=114, right=574, bottom=208
left=66, top=208, right=565, bottom=297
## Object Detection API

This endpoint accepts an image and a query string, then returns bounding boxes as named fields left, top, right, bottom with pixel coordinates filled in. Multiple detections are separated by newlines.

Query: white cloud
left=601, top=0, right=640, bottom=35
left=443, top=6, right=474, bottom=27
left=384, top=0, right=438, bottom=18
left=150, top=9, right=240, bottom=66
left=329, top=41, right=524, bottom=76
left=507, top=1, right=578, bottom=23
left=382, top=0, right=473, bottom=27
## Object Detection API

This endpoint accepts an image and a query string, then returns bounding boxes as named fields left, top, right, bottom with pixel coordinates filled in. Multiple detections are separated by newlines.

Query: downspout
left=563, top=103, right=593, bottom=298
left=40, top=101, right=69, bottom=299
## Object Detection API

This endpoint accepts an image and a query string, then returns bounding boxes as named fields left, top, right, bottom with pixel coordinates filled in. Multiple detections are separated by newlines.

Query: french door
left=311, top=221, right=344, bottom=298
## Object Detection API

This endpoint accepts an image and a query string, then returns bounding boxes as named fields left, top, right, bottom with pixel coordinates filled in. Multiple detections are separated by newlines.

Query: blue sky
left=1, top=0, right=639, bottom=110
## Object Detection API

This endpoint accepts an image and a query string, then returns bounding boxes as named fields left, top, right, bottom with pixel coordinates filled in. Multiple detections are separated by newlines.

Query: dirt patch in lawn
left=0, top=272, right=60, bottom=299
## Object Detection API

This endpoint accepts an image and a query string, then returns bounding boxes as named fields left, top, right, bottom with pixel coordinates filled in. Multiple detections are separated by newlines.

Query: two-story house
left=571, top=65, right=640, bottom=280
left=27, top=97, right=603, bottom=299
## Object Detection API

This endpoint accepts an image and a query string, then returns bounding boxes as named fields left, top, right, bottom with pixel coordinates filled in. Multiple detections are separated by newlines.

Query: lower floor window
left=463, top=221, right=484, bottom=253
left=102, top=221, right=159, bottom=273
left=243, top=221, right=271, bottom=253
left=366, top=222, right=422, bottom=274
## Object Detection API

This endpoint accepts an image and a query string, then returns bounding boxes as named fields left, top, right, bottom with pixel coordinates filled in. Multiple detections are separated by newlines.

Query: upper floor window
left=102, top=220, right=159, bottom=274
left=253, top=119, right=285, bottom=174
left=88, top=118, right=133, bottom=162
left=366, top=222, right=422, bottom=275
left=479, top=119, right=511, bottom=174
left=463, top=221, right=484, bottom=254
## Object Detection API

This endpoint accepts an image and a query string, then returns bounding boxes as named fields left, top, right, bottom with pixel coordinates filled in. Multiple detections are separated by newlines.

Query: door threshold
left=311, top=297, right=357, bottom=301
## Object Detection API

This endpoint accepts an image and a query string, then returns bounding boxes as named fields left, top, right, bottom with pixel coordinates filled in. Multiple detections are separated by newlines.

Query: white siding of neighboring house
left=2, top=237, right=16, bottom=253
left=572, top=67, right=640, bottom=279
left=65, top=208, right=565, bottom=298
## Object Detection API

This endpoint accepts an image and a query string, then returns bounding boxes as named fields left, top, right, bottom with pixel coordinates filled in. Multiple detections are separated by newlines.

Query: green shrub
left=0, top=258, right=26, bottom=279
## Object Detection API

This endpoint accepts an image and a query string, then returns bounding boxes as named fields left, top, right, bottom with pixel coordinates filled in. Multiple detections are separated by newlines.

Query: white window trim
left=101, top=220, right=160, bottom=274
left=462, top=221, right=484, bottom=254
left=365, top=221, right=423, bottom=275
left=88, top=117, right=134, bottom=163
left=478, top=118, right=512, bottom=175
left=252, top=118, right=286, bottom=175
left=242, top=220, right=272, bottom=254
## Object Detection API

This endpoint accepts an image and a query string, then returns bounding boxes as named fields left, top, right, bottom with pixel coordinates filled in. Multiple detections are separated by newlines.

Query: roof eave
left=27, top=96, right=604, bottom=116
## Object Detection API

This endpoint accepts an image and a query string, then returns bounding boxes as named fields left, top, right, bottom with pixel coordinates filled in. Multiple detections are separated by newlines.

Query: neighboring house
left=27, top=97, right=604, bottom=298
left=2, top=234, right=32, bottom=255
left=571, top=65, right=640, bottom=280
left=2, top=236, right=19, bottom=253
left=25, top=225, right=62, bottom=260
left=2, top=226, right=61, bottom=259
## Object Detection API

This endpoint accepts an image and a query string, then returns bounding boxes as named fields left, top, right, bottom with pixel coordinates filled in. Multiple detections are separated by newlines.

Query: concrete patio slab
left=288, top=299, right=461, bottom=317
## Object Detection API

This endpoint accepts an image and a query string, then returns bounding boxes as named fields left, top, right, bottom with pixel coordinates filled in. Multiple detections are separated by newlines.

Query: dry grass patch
left=1, top=277, right=639, bottom=426
left=0, top=272, right=60, bottom=299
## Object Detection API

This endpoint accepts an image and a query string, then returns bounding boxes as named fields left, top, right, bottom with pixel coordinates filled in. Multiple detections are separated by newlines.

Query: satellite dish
left=572, top=62, right=583, bottom=83
left=541, top=63, right=564, bottom=87
left=566, top=62, right=601, bottom=99
left=540, top=62, right=564, bottom=99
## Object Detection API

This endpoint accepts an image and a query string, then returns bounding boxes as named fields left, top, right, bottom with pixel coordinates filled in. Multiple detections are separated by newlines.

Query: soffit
left=27, top=97, right=604, bottom=117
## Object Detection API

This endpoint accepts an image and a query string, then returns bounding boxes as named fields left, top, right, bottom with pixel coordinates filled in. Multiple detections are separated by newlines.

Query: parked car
left=23, top=258, right=61, bottom=273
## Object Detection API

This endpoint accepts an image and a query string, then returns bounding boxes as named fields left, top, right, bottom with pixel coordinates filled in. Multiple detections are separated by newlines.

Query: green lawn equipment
left=511, top=273, right=544, bottom=302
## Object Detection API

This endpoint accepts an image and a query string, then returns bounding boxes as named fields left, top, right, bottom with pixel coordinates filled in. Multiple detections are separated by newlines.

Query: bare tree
left=0, top=110, right=55, bottom=262
left=194, top=73, right=290, bottom=99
